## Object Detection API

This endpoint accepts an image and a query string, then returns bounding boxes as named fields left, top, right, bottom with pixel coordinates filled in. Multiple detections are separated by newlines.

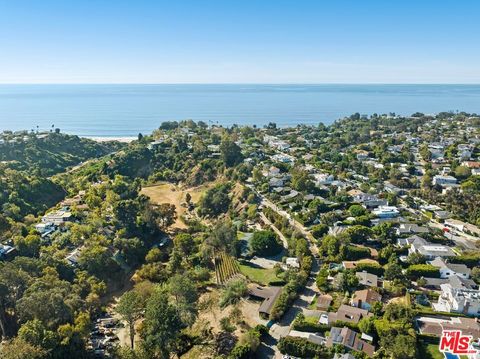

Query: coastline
left=82, top=136, right=136, bottom=143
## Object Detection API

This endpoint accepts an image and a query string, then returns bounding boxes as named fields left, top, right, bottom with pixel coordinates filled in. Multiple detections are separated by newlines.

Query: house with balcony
left=433, top=283, right=480, bottom=316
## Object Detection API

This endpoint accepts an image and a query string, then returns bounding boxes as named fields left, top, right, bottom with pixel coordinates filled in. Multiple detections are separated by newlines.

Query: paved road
left=428, top=220, right=477, bottom=250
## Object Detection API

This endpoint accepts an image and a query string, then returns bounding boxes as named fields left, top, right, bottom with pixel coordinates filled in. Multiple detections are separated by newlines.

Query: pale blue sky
left=1, top=0, right=479, bottom=84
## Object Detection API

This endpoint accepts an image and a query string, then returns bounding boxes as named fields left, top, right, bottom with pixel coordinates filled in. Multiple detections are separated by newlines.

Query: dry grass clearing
left=141, top=182, right=212, bottom=229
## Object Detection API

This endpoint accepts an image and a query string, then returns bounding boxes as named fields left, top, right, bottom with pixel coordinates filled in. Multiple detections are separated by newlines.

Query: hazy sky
left=1, top=0, right=480, bottom=84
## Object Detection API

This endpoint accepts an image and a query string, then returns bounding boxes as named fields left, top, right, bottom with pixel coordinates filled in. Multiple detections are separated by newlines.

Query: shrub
left=406, top=264, right=440, bottom=280
left=292, top=316, right=330, bottom=333
left=270, top=270, right=308, bottom=320
left=345, top=245, right=371, bottom=260
left=250, top=230, right=283, bottom=256
left=353, top=262, right=384, bottom=276
left=277, top=337, right=329, bottom=358
left=449, top=254, right=480, bottom=268
left=311, top=224, right=329, bottom=239
left=228, top=344, right=251, bottom=359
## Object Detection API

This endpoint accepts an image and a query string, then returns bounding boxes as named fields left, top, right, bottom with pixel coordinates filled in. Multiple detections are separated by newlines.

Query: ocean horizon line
left=1, top=82, right=480, bottom=86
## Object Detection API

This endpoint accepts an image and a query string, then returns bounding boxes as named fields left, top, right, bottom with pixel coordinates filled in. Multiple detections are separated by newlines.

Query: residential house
left=372, top=206, right=399, bottom=218
left=326, top=326, right=375, bottom=357
left=384, top=182, right=404, bottom=195
left=333, top=354, right=355, bottom=359
left=0, top=244, right=16, bottom=260
left=327, top=304, right=372, bottom=325
left=268, top=177, right=284, bottom=188
left=356, top=151, right=369, bottom=161
left=445, top=219, right=480, bottom=237
left=271, top=153, right=295, bottom=163
left=434, top=210, right=451, bottom=221
left=432, top=175, right=457, bottom=187
left=396, top=223, right=429, bottom=236
left=35, top=222, right=55, bottom=234
left=42, top=209, right=73, bottom=225
left=416, top=316, right=480, bottom=339
left=353, top=193, right=388, bottom=209
left=265, top=166, right=280, bottom=177
left=408, top=237, right=456, bottom=260
left=421, top=275, right=477, bottom=291
left=351, top=289, right=382, bottom=311
left=433, top=283, right=480, bottom=316
left=316, top=294, right=333, bottom=311
left=458, top=144, right=473, bottom=160
left=285, top=257, right=300, bottom=269
left=313, top=173, right=334, bottom=186
left=288, top=330, right=325, bottom=346
left=248, top=285, right=282, bottom=318
left=429, top=257, right=471, bottom=279
left=65, top=247, right=82, bottom=267
left=356, top=271, right=379, bottom=288
left=462, top=161, right=480, bottom=169
left=147, top=139, right=164, bottom=150
left=396, top=234, right=423, bottom=248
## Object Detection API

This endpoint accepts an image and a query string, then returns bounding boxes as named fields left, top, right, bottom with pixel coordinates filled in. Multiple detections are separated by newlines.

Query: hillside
left=0, top=131, right=124, bottom=176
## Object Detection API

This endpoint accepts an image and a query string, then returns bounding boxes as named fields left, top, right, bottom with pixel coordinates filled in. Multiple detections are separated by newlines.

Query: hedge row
left=291, top=317, right=330, bottom=333
left=270, top=270, right=308, bottom=320
left=277, top=336, right=330, bottom=358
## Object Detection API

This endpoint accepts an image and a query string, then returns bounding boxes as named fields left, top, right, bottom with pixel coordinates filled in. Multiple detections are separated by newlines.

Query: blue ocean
left=0, top=84, right=479, bottom=137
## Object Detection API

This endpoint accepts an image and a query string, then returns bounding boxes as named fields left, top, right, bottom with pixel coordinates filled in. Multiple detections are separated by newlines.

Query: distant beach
left=83, top=136, right=136, bottom=143
left=1, top=84, right=479, bottom=136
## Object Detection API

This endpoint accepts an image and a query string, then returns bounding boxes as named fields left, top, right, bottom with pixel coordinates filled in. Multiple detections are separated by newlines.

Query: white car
left=319, top=313, right=329, bottom=325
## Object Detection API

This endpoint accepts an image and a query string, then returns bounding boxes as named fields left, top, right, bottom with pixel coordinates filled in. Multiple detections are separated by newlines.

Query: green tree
left=291, top=168, right=314, bottom=192
left=384, top=261, right=404, bottom=281
left=157, top=203, right=177, bottom=229
left=205, top=220, right=238, bottom=256
left=220, top=137, right=243, bottom=167
left=141, top=288, right=182, bottom=359
left=348, top=204, right=367, bottom=217
left=117, top=290, right=144, bottom=349
left=173, top=233, right=195, bottom=257
left=168, top=274, right=199, bottom=327
left=311, top=224, right=329, bottom=239
left=198, top=183, right=232, bottom=217
left=250, top=230, right=283, bottom=256
left=455, top=166, right=471, bottom=180
left=0, top=337, right=47, bottom=359
left=14, top=234, right=41, bottom=257
left=316, top=266, right=329, bottom=291
left=219, top=278, right=247, bottom=308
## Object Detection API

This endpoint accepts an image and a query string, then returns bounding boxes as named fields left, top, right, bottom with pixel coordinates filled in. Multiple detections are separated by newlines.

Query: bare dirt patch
left=141, top=182, right=212, bottom=229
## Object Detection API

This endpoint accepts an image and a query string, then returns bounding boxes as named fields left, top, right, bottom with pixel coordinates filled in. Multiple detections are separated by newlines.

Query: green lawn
left=238, top=262, right=279, bottom=285
left=418, top=342, right=443, bottom=359
left=308, top=295, right=318, bottom=309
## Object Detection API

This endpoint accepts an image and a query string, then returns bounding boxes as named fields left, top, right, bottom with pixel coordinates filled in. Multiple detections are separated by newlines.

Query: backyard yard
left=238, top=262, right=280, bottom=285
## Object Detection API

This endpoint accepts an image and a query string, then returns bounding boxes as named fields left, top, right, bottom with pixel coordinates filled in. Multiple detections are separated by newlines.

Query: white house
left=432, top=175, right=457, bottom=187
left=35, top=222, right=55, bottom=234
left=445, top=219, right=480, bottom=237
left=285, top=257, right=300, bottom=269
left=42, top=210, right=73, bottom=225
left=434, top=283, right=480, bottom=316
left=271, top=153, right=295, bottom=163
left=313, top=173, right=334, bottom=186
left=429, top=257, right=471, bottom=279
left=409, top=237, right=456, bottom=260
left=372, top=206, right=399, bottom=219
